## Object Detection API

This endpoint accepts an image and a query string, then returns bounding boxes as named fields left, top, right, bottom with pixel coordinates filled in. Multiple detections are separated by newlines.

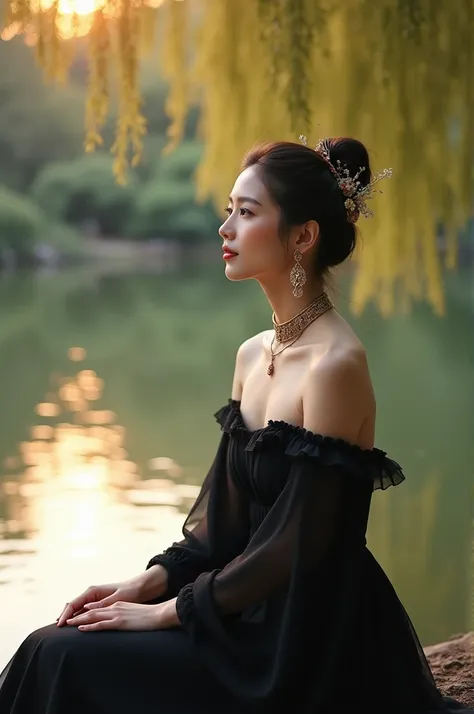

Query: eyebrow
left=228, top=195, right=262, bottom=207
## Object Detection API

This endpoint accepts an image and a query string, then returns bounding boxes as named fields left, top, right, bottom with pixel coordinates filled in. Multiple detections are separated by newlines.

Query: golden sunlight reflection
left=0, top=347, right=196, bottom=668
left=1, top=0, right=165, bottom=41
left=68, top=346, right=86, bottom=362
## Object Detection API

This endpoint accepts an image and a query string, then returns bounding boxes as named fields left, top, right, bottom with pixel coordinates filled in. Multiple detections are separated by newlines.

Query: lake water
left=0, top=260, right=472, bottom=669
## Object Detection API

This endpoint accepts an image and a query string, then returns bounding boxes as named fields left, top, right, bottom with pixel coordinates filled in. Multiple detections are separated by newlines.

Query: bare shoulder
left=312, top=339, right=370, bottom=382
left=302, top=325, right=375, bottom=446
left=231, top=330, right=271, bottom=400
left=238, top=330, right=270, bottom=364
left=307, top=309, right=369, bottom=378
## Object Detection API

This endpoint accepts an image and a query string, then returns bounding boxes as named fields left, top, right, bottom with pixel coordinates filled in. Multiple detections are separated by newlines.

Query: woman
left=0, top=137, right=471, bottom=714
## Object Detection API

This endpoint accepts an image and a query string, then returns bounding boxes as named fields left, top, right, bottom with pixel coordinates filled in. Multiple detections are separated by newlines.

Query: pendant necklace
left=267, top=334, right=303, bottom=376
left=267, top=292, right=334, bottom=376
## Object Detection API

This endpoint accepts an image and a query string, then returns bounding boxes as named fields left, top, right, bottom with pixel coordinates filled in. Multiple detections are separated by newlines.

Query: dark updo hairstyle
left=242, top=138, right=371, bottom=276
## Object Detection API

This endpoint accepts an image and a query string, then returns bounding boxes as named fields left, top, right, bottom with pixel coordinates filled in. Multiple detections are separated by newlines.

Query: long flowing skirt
left=0, top=624, right=243, bottom=714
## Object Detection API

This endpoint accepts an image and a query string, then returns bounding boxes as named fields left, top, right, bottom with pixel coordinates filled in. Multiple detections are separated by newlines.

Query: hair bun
left=325, top=137, right=371, bottom=188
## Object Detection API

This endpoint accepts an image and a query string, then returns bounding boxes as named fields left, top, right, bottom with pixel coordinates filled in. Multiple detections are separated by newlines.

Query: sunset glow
left=41, top=0, right=101, bottom=14
left=1, top=0, right=164, bottom=41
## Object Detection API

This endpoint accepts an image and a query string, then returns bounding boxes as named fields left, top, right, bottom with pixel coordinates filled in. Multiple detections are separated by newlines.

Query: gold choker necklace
left=268, top=292, right=334, bottom=376
left=272, top=292, right=333, bottom=343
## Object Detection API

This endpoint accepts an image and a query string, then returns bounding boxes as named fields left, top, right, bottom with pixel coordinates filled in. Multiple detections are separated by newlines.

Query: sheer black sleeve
left=146, top=427, right=250, bottom=600
left=175, top=409, right=404, bottom=622
left=175, top=452, right=352, bottom=618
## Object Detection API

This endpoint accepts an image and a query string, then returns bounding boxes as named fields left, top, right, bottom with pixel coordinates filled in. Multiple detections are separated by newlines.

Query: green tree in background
left=0, top=37, right=219, bottom=257
left=128, top=140, right=219, bottom=241
left=0, top=40, right=84, bottom=193
left=31, top=154, right=138, bottom=237
left=0, top=186, right=44, bottom=257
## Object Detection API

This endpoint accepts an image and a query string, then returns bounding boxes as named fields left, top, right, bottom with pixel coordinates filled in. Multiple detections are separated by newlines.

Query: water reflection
left=0, top=347, right=199, bottom=667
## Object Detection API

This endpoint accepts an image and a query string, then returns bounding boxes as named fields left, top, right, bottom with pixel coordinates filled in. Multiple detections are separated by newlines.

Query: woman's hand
left=56, top=567, right=168, bottom=627
left=65, top=598, right=180, bottom=632
left=56, top=582, right=141, bottom=627
left=65, top=601, right=161, bottom=632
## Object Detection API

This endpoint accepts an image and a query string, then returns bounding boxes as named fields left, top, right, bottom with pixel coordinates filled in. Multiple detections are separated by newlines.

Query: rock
left=424, top=632, right=474, bottom=708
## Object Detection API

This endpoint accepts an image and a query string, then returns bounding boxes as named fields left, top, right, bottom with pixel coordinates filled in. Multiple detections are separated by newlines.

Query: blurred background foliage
left=0, top=36, right=220, bottom=263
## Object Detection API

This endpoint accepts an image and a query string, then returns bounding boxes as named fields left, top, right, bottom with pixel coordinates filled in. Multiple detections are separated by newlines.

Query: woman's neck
left=260, top=277, right=326, bottom=325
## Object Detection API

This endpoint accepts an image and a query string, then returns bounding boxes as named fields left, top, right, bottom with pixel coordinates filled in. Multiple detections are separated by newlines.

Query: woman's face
left=219, top=165, right=289, bottom=283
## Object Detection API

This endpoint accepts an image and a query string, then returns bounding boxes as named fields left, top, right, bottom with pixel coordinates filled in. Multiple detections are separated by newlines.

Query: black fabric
left=0, top=399, right=472, bottom=714
left=146, top=423, right=250, bottom=600
left=0, top=625, right=243, bottom=714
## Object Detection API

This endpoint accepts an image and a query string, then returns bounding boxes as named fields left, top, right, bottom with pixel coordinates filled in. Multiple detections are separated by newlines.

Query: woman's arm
left=134, top=564, right=169, bottom=601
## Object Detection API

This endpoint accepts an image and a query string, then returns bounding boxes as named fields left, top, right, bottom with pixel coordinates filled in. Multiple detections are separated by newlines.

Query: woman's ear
left=294, top=220, right=320, bottom=255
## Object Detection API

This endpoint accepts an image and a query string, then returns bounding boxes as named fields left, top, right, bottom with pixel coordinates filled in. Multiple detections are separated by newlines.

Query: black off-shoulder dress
left=0, top=400, right=471, bottom=714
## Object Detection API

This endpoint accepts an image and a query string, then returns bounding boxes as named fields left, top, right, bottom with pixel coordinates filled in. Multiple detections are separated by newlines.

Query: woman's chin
left=224, top=262, right=247, bottom=281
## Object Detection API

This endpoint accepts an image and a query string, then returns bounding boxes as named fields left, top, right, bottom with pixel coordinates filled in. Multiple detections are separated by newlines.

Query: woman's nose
left=218, top=218, right=235, bottom=241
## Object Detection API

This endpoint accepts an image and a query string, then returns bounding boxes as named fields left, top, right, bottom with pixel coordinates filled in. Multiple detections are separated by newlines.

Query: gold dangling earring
left=290, top=249, right=306, bottom=298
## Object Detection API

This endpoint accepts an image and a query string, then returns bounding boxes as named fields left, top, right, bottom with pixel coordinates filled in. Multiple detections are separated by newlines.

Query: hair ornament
left=299, top=134, right=392, bottom=224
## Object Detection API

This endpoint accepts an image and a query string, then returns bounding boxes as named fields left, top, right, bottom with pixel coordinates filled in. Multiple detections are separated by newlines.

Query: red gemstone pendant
left=267, top=363, right=274, bottom=376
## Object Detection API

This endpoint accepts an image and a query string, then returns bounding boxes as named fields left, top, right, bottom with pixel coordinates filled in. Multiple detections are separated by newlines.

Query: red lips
left=222, top=246, right=238, bottom=260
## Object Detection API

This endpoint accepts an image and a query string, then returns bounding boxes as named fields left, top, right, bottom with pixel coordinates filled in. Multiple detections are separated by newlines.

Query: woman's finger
left=78, top=618, right=121, bottom=632
left=84, top=593, right=119, bottom=610
left=57, top=587, right=103, bottom=626
left=57, top=601, right=79, bottom=627
left=84, top=597, right=113, bottom=611
left=66, top=608, right=114, bottom=626
left=58, top=594, right=91, bottom=626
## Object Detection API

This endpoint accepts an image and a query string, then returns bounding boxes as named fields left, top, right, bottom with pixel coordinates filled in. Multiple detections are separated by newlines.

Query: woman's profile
left=0, top=137, right=472, bottom=713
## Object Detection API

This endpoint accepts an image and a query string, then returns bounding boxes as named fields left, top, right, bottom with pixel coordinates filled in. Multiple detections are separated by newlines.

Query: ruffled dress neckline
left=214, top=398, right=405, bottom=492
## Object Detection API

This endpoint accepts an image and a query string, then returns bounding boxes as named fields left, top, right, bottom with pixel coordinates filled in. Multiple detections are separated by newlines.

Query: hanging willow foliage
left=2, top=0, right=474, bottom=315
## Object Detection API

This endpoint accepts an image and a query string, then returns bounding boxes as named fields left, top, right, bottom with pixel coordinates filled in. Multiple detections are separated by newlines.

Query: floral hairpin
left=299, top=135, right=392, bottom=224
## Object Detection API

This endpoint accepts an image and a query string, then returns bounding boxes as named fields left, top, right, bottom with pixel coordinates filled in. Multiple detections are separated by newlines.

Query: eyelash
left=224, top=207, right=253, bottom=218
